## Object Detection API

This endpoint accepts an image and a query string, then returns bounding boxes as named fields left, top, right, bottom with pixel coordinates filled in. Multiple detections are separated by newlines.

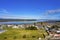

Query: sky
left=0, top=0, right=60, bottom=19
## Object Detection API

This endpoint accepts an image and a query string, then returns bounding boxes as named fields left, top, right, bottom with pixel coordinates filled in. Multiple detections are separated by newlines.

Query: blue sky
left=0, top=0, right=60, bottom=19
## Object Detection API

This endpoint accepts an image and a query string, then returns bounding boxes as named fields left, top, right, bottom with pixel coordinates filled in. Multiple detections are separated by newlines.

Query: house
left=18, top=24, right=25, bottom=28
left=7, top=25, right=13, bottom=27
left=12, top=25, right=19, bottom=28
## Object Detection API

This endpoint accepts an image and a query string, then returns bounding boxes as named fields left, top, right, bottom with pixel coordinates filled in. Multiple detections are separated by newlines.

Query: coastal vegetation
left=0, top=26, right=48, bottom=40
left=25, top=26, right=37, bottom=30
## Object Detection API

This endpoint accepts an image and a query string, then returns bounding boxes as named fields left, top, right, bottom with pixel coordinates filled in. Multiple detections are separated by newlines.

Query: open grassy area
left=0, top=28, right=47, bottom=40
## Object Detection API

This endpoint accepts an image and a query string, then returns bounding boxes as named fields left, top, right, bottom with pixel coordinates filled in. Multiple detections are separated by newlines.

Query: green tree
left=25, top=26, right=37, bottom=30
left=51, top=25, right=59, bottom=30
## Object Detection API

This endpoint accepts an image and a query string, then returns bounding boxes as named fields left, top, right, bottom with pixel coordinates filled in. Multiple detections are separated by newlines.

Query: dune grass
left=0, top=28, right=47, bottom=40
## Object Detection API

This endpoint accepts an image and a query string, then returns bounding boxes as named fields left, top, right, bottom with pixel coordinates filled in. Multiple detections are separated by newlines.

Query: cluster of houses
left=0, top=23, right=43, bottom=30
left=0, top=22, right=60, bottom=40
left=44, top=22, right=60, bottom=40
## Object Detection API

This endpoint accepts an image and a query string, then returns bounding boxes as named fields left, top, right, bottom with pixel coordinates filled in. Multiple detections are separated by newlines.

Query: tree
left=25, top=26, right=37, bottom=30
left=51, top=25, right=59, bottom=30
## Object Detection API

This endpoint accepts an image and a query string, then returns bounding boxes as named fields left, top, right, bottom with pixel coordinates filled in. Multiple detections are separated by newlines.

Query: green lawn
left=0, top=28, right=48, bottom=40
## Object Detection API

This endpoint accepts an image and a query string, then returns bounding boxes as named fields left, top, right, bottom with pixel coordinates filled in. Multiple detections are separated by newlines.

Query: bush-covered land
left=0, top=26, right=48, bottom=40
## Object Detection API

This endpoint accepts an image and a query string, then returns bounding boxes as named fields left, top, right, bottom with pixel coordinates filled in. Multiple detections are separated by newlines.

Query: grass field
left=0, top=28, right=48, bottom=40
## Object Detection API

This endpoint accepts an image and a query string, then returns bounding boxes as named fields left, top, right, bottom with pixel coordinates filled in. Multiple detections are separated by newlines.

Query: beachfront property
left=45, top=25, right=60, bottom=40
left=0, top=22, right=60, bottom=40
left=0, top=22, right=60, bottom=29
left=0, top=22, right=43, bottom=29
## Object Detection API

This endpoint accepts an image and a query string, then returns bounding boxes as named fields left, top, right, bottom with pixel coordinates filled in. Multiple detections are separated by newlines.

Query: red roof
left=54, top=34, right=60, bottom=37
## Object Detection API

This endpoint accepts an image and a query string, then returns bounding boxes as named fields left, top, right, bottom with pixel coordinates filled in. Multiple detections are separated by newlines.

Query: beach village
left=0, top=22, right=60, bottom=40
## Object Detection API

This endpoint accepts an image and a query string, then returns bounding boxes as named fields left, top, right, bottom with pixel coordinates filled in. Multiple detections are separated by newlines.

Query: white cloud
left=1, top=9, right=60, bottom=19
left=47, top=9, right=60, bottom=14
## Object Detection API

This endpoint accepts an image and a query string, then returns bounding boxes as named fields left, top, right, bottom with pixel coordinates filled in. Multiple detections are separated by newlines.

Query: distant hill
left=37, top=19, right=60, bottom=23
left=0, top=18, right=60, bottom=22
left=0, top=18, right=4, bottom=19
left=0, top=18, right=37, bottom=22
left=39, top=19, right=60, bottom=23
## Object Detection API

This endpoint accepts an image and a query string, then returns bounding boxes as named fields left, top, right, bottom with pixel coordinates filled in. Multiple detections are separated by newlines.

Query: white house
left=7, top=25, right=13, bottom=27
left=18, top=25, right=24, bottom=28
left=12, top=25, right=19, bottom=28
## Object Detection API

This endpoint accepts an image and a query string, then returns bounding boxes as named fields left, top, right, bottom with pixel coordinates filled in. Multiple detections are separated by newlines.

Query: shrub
left=43, top=34, right=45, bottom=38
left=4, top=37, right=7, bottom=39
left=51, top=25, right=59, bottom=30
left=32, top=36, right=36, bottom=38
left=23, top=35, right=26, bottom=38
left=25, top=26, right=37, bottom=30
left=13, top=36, right=17, bottom=39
